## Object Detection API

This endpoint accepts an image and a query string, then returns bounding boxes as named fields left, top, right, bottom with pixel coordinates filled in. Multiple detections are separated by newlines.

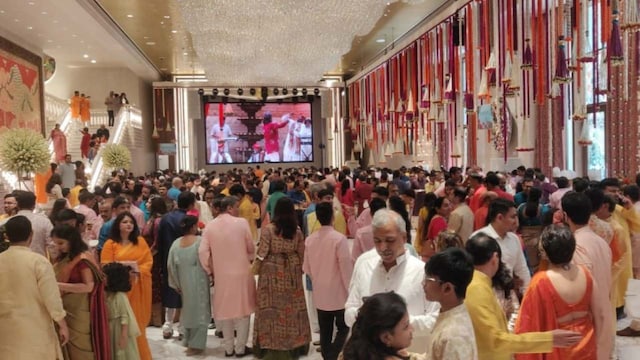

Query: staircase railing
left=88, top=106, right=142, bottom=189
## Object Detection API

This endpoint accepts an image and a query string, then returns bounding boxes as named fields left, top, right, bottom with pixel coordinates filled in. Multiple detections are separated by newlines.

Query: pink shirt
left=129, top=205, right=146, bottom=232
left=572, top=226, right=614, bottom=360
left=303, top=226, right=353, bottom=311
left=75, top=204, right=102, bottom=241
left=352, top=225, right=374, bottom=262
left=548, top=187, right=571, bottom=210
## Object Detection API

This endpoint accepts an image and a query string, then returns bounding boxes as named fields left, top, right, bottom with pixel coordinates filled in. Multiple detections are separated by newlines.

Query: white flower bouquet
left=0, top=128, right=50, bottom=175
left=102, top=143, right=132, bottom=170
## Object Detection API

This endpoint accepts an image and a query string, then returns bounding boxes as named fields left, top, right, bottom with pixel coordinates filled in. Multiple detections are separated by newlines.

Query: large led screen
left=205, top=102, right=313, bottom=164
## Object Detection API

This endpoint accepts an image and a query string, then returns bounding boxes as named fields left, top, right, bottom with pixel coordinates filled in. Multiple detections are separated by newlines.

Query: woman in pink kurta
left=50, top=124, right=67, bottom=163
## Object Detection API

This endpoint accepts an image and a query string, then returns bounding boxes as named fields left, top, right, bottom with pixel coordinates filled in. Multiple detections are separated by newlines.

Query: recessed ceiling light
left=28, top=2, right=35, bottom=5
left=52, top=19, right=58, bottom=23
left=183, top=52, right=188, bottom=55
left=127, top=14, right=133, bottom=18
left=27, top=26, right=33, bottom=30
left=376, top=38, right=386, bottom=43
left=79, top=40, right=84, bottom=43
left=41, top=11, right=47, bottom=15
left=160, top=68, right=168, bottom=71
left=14, top=18, right=19, bottom=22
left=171, top=30, right=177, bottom=33
left=91, top=60, right=96, bottom=64
left=47, top=39, right=52, bottom=43
left=83, top=54, right=89, bottom=58
left=0, top=10, right=5, bottom=14
left=146, top=41, right=156, bottom=45
left=71, top=34, right=77, bottom=37
left=160, top=21, right=164, bottom=25
left=164, top=15, right=170, bottom=19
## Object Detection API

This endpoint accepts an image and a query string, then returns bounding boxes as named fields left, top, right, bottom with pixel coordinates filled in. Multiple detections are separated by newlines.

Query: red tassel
left=520, top=39, right=533, bottom=69
left=608, top=10, right=624, bottom=66
left=553, top=36, right=571, bottom=83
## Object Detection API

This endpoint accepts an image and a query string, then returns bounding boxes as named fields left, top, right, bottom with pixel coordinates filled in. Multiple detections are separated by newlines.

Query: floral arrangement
left=102, top=143, right=132, bottom=169
left=0, top=128, right=50, bottom=175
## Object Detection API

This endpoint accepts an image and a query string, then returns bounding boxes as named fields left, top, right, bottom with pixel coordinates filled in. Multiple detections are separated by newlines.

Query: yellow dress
left=101, top=238, right=153, bottom=360
left=238, top=195, right=260, bottom=244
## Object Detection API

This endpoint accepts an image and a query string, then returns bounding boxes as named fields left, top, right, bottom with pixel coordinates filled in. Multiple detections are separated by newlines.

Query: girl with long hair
left=340, top=292, right=419, bottom=360
left=103, top=262, right=140, bottom=360
left=420, top=197, right=452, bottom=261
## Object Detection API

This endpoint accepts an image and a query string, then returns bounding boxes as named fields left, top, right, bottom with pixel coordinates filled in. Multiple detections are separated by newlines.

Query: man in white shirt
left=471, top=198, right=531, bottom=295
left=10, top=190, right=54, bottom=258
left=211, top=142, right=233, bottom=164
left=345, top=209, right=439, bottom=351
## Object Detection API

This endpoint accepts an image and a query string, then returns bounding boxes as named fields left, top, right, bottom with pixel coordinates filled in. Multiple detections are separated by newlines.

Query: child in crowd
left=103, top=262, right=141, bottom=360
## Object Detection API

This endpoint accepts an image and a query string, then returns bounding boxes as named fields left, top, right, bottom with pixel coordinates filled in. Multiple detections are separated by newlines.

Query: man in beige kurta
left=0, top=216, right=68, bottom=359
left=562, top=192, right=614, bottom=360
left=199, top=196, right=256, bottom=356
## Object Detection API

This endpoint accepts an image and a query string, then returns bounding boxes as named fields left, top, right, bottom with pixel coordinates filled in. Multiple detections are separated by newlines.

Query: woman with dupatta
left=50, top=123, right=67, bottom=163
left=515, top=225, right=597, bottom=359
left=101, top=212, right=153, bottom=360
left=253, top=197, right=310, bottom=359
left=52, top=224, right=111, bottom=360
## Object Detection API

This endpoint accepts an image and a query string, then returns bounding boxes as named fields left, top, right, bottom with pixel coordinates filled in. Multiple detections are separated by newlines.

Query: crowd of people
left=1, top=163, right=640, bottom=359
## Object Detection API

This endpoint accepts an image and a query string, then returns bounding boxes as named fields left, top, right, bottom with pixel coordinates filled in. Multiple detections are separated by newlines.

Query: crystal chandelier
left=176, top=0, right=428, bottom=85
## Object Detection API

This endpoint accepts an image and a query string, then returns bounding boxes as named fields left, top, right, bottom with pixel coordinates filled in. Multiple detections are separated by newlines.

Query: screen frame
left=202, top=99, right=315, bottom=165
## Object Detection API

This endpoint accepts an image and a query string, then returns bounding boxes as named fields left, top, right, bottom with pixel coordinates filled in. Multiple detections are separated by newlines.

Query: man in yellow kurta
left=70, top=90, right=81, bottom=120
left=0, top=216, right=69, bottom=359
left=464, top=232, right=581, bottom=360
left=230, top=184, right=260, bottom=244
left=601, top=178, right=640, bottom=312
left=306, top=188, right=346, bottom=235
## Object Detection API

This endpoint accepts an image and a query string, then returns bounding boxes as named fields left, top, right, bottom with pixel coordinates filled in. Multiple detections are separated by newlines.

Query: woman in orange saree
left=515, top=225, right=596, bottom=360
left=53, top=224, right=111, bottom=360
left=101, top=212, right=153, bottom=360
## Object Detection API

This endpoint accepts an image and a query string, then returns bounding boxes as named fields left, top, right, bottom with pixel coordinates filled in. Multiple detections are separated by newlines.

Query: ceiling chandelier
left=177, top=0, right=428, bottom=86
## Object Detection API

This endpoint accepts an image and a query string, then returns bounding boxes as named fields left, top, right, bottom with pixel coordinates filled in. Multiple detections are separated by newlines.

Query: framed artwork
left=0, top=36, right=44, bottom=135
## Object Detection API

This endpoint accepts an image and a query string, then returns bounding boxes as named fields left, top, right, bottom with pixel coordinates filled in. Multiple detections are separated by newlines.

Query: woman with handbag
left=253, top=197, right=311, bottom=359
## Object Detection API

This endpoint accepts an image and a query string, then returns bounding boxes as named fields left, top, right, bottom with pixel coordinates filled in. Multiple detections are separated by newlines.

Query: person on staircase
left=80, top=127, right=91, bottom=160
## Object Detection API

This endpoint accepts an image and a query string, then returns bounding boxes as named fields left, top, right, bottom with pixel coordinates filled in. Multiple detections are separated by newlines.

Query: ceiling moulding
left=347, top=0, right=469, bottom=85
left=77, top=0, right=161, bottom=81
left=176, top=0, right=432, bottom=86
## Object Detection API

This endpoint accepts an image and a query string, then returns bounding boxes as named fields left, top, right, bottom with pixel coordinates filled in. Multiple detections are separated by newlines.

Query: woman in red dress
left=419, top=196, right=452, bottom=261
left=515, top=225, right=596, bottom=360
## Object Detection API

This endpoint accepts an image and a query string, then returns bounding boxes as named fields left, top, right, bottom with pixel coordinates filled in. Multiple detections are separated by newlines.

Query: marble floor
left=148, top=318, right=323, bottom=360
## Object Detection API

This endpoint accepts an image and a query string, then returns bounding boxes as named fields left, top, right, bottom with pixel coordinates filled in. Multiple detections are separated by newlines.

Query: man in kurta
left=464, top=233, right=582, bottom=360
left=562, top=191, right=614, bottom=360
left=230, top=184, right=259, bottom=244
left=601, top=178, right=640, bottom=314
left=303, top=202, right=353, bottom=360
left=199, top=195, right=256, bottom=357
left=80, top=94, right=91, bottom=124
left=70, top=90, right=81, bottom=120
left=423, top=247, right=478, bottom=360
left=0, top=216, right=69, bottom=360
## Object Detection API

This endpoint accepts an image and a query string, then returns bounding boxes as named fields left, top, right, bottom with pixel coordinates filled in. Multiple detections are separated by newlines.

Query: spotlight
left=212, top=88, right=219, bottom=97
left=237, top=88, right=243, bottom=95
left=223, top=88, right=230, bottom=96
left=301, top=88, right=308, bottom=96
left=261, top=87, right=268, bottom=101
left=292, top=88, right=298, bottom=96
left=249, top=88, right=256, bottom=96
left=273, top=88, right=279, bottom=95
left=314, top=88, right=320, bottom=96
left=197, top=88, right=204, bottom=96
left=277, top=98, right=283, bottom=104
left=282, top=88, right=288, bottom=95
left=307, top=95, right=315, bottom=102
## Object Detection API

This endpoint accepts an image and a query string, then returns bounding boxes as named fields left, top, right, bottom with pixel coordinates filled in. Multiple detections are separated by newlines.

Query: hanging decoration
left=152, top=120, right=160, bottom=139
left=623, top=0, right=640, bottom=31
left=608, top=0, right=624, bottom=66
left=521, top=39, right=533, bottom=69
left=577, top=121, right=593, bottom=146
left=553, top=36, right=571, bottom=83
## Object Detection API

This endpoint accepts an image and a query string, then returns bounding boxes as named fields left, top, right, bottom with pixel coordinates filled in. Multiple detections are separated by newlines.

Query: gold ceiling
left=97, top=0, right=448, bottom=80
